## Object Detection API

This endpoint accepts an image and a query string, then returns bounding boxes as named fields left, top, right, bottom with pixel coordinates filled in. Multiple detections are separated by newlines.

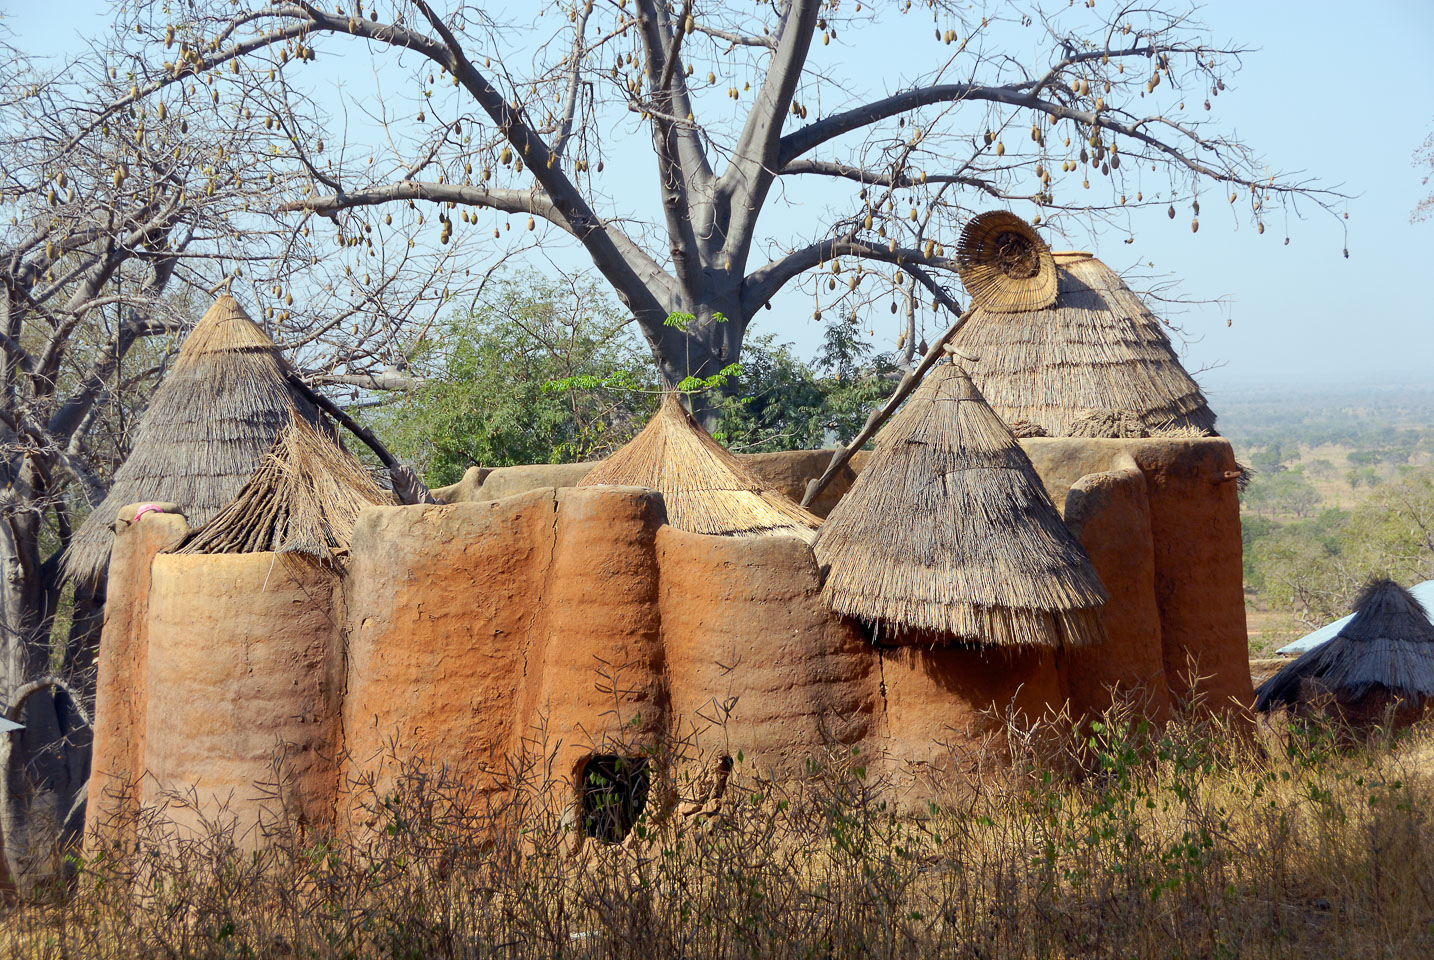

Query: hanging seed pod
left=995, top=141, right=1005, bottom=156
left=1167, top=205, right=1175, bottom=219
left=1193, top=200, right=1201, bottom=215
left=500, top=146, right=512, bottom=164
left=1257, top=222, right=1265, bottom=234
left=1191, top=219, right=1199, bottom=233
left=527, top=216, right=535, bottom=230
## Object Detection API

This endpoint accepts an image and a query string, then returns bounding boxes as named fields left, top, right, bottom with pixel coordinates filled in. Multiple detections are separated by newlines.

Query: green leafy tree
left=711, top=316, right=897, bottom=452
left=371, top=274, right=658, bottom=486
left=1249, top=470, right=1434, bottom=626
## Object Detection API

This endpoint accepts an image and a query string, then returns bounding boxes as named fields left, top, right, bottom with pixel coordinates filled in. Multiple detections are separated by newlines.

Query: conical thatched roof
left=812, top=361, right=1108, bottom=648
left=949, top=251, right=1216, bottom=438
left=180, top=415, right=394, bottom=559
left=1256, top=579, right=1434, bottom=713
left=65, top=295, right=321, bottom=584
left=579, top=394, right=820, bottom=541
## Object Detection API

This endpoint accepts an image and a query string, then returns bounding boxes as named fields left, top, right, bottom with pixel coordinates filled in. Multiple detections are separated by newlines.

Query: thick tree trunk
left=62, top=580, right=105, bottom=706
left=649, top=295, right=747, bottom=432
left=0, top=513, right=51, bottom=708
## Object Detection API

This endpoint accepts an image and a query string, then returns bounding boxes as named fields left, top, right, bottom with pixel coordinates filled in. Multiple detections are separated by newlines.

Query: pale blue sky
left=7, top=1, right=1432, bottom=397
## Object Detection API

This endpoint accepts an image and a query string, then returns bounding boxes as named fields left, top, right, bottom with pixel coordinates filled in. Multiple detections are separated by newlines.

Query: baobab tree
left=110, top=0, right=1340, bottom=426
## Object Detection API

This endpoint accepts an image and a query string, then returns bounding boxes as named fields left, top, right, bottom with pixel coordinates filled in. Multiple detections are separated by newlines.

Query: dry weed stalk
left=4, top=702, right=1433, bottom=959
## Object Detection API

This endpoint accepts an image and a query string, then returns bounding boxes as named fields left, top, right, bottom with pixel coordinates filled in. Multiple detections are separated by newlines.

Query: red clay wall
left=656, top=526, right=878, bottom=769
left=339, top=488, right=557, bottom=812
left=1059, top=455, right=1170, bottom=721
left=513, top=487, right=668, bottom=790
left=87, top=506, right=188, bottom=836
left=1022, top=438, right=1253, bottom=711
left=88, top=438, right=1252, bottom=839
left=142, top=553, right=342, bottom=843
left=878, top=643, right=1067, bottom=787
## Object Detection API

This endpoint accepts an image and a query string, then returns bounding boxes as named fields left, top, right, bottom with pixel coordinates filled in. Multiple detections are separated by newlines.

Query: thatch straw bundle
left=949, top=251, right=1216, bottom=437
left=579, top=394, right=820, bottom=541
left=1256, top=579, right=1434, bottom=717
left=180, top=415, right=393, bottom=559
left=65, top=296, right=321, bottom=584
left=813, top=362, right=1108, bottom=648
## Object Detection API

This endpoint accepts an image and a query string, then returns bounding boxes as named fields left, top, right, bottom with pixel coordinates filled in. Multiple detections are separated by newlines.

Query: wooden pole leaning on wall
left=799, top=210, right=1059, bottom=510
left=800, top=307, right=974, bottom=509
left=285, top=372, right=437, bottom=505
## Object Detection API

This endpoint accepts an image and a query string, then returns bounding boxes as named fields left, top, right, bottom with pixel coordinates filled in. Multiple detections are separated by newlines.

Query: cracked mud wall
left=87, top=507, right=188, bottom=838
left=142, top=553, right=343, bottom=842
left=656, top=526, right=878, bottom=771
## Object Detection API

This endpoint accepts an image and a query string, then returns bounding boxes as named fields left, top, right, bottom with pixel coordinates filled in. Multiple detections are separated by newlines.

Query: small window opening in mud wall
left=580, top=755, right=650, bottom=842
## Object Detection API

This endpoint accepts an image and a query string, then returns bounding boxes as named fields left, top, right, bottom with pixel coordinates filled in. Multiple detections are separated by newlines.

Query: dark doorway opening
left=580, top=755, right=650, bottom=842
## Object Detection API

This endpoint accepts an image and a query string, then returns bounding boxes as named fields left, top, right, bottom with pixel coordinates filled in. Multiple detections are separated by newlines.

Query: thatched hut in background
left=65, top=295, right=323, bottom=585
left=813, top=361, right=1108, bottom=648
left=949, top=251, right=1216, bottom=438
left=180, top=415, right=393, bottom=559
left=579, top=394, right=820, bottom=541
left=1255, top=579, right=1434, bottom=727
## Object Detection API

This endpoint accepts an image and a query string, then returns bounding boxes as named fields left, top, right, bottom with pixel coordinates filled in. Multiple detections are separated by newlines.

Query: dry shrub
left=4, top=702, right=1434, bottom=959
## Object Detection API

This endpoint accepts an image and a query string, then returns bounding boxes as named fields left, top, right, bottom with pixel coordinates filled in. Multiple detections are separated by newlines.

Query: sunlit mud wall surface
left=88, top=438, right=1252, bottom=844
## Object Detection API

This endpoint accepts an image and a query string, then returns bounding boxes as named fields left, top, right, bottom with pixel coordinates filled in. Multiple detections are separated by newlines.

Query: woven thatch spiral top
left=955, top=211, right=1058, bottom=314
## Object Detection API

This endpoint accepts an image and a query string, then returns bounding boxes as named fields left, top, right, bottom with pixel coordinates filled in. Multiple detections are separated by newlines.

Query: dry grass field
left=4, top=703, right=1432, bottom=960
